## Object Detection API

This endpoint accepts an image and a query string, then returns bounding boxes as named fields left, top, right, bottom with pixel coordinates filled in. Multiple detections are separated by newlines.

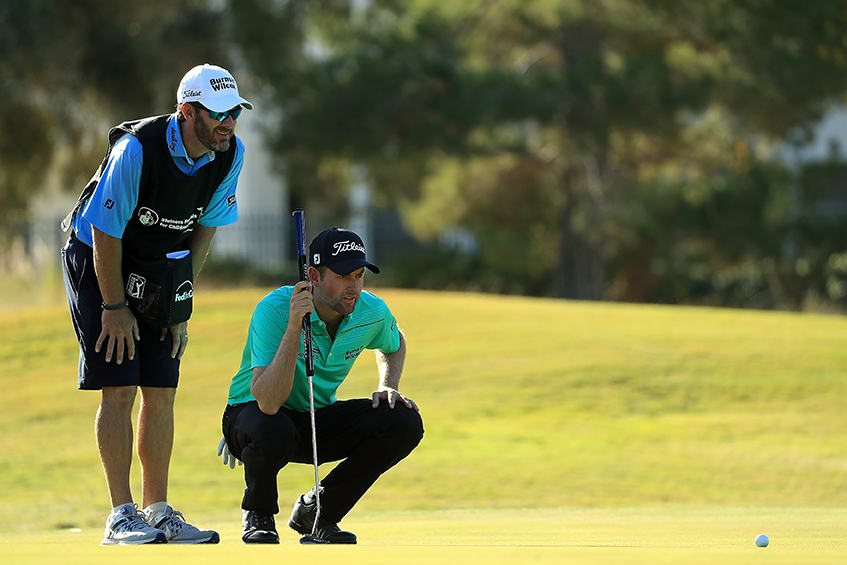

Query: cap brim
left=328, top=258, right=380, bottom=275
left=205, top=95, right=253, bottom=112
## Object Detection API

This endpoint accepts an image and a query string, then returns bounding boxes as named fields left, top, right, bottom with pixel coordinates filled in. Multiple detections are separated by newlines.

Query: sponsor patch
left=138, top=207, right=159, bottom=227
left=331, top=240, right=366, bottom=256
left=169, top=126, right=179, bottom=151
left=174, top=280, right=193, bottom=302
left=209, top=76, right=236, bottom=91
left=126, top=273, right=146, bottom=299
left=137, top=206, right=204, bottom=232
left=345, top=346, right=364, bottom=360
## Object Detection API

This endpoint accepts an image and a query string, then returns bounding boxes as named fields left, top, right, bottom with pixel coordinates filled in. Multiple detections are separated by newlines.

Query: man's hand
left=288, top=280, right=314, bottom=328
left=161, top=321, right=189, bottom=359
left=96, top=308, right=140, bottom=364
left=372, top=388, right=419, bottom=412
left=217, top=437, right=242, bottom=469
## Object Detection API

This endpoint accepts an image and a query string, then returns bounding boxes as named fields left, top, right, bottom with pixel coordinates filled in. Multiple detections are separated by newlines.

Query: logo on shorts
left=227, top=194, right=236, bottom=207
left=104, top=199, right=114, bottom=209
left=127, top=273, right=146, bottom=299
left=174, top=280, right=193, bottom=302
left=138, top=207, right=159, bottom=226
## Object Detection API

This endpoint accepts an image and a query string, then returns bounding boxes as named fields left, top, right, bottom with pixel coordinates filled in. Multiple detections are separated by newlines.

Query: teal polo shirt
left=227, top=286, right=401, bottom=412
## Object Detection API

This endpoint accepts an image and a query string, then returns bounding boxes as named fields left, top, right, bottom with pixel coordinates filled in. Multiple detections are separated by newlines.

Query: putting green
left=1, top=507, right=844, bottom=565
left=2, top=288, right=845, bottom=564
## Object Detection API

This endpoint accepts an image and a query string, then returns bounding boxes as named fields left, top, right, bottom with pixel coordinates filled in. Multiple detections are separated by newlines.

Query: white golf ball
left=755, top=534, right=769, bottom=547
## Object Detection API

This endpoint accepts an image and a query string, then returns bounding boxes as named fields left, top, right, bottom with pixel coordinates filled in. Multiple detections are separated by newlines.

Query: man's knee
left=139, top=386, right=176, bottom=410
left=238, top=411, right=298, bottom=464
left=100, top=386, right=137, bottom=412
left=384, top=405, right=424, bottom=451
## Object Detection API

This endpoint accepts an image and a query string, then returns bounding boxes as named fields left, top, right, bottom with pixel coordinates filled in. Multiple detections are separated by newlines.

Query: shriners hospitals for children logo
left=138, top=207, right=159, bottom=226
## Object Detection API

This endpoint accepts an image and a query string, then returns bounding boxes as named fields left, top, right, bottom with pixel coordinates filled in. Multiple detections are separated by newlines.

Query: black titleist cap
left=309, top=227, right=380, bottom=275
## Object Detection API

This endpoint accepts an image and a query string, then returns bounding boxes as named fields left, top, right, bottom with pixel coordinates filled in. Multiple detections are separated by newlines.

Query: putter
left=293, top=209, right=329, bottom=545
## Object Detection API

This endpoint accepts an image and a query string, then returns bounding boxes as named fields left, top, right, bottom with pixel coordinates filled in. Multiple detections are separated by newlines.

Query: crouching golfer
left=219, top=227, right=424, bottom=544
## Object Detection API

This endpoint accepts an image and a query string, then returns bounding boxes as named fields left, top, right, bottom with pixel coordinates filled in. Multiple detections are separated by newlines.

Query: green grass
left=0, top=508, right=845, bottom=564
left=1, top=287, right=845, bottom=562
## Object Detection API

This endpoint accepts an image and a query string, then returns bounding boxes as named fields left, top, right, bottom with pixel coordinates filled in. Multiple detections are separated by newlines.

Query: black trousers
left=222, top=399, right=424, bottom=522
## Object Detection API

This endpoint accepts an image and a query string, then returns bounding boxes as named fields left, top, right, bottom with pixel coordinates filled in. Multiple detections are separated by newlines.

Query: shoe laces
left=249, top=512, right=275, bottom=531
left=156, top=507, right=186, bottom=534
left=112, top=504, right=150, bottom=533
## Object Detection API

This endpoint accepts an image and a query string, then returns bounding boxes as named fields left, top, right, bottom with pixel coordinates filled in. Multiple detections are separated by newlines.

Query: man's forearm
left=251, top=323, right=302, bottom=414
left=187, top=224, right=217, bottom=279
left=377, top=330, right=406, bottom=390
left=91, top=227, right=126, bottom=304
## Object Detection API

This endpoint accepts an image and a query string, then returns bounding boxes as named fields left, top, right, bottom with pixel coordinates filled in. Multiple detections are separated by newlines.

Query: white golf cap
left=177, top=64, right=253, bottom=112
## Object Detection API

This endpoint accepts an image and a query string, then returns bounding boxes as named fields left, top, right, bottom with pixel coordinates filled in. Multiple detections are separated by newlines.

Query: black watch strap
left=102, top=299, right=129, bottom=311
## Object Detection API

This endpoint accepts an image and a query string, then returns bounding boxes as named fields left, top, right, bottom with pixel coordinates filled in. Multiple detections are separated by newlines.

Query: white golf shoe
left=101, top=503, right=167, bottom=545
left=144, top=504, right=220, bottom=544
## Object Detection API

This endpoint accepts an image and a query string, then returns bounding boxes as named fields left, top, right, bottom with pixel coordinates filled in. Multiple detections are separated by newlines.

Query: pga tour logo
left=138, top=207, right=159, bottom=226
left=126, top=273, right=146, bottom=299
left=174, top=280, right=193, bottom=302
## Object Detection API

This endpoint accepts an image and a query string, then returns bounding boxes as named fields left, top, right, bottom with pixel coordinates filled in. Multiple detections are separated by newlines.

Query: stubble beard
left=325, top=292, right=358, bottom=316
left=194, top=117, right=232, bottom=152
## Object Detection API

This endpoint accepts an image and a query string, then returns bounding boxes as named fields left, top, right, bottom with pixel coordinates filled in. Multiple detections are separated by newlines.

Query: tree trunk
left=551, top=171, right=605, bottom=300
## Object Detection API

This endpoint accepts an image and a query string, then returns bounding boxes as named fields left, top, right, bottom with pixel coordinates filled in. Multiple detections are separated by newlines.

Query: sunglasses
left=191, top=102, right=242, bottom=122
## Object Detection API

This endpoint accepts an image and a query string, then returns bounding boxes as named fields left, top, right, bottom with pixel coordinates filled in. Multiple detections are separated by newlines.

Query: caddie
left=60, top=63, right=251, bottom=545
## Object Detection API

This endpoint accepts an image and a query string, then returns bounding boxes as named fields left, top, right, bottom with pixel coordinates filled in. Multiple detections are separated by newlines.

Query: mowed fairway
left=0, top=288, right=845, bottom=563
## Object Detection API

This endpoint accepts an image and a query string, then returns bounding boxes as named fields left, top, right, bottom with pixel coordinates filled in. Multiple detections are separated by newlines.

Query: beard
left=194, top=117, right=232, bottom=152
left=333, top=296, right=358, bottom=315
left=325, top=292, right=359, bottom=316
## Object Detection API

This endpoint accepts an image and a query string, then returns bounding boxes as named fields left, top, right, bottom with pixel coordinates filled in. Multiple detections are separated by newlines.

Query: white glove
left=217, top=437, right=242, bottom=469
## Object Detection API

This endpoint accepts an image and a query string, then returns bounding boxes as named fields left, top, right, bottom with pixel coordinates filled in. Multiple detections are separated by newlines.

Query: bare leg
left=96, top=386, right=137, bottom=508
left=137, top=387, right=176, bottom=508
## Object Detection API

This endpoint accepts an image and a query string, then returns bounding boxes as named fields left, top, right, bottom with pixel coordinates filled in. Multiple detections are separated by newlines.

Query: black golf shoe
left=288, top=490, right=357, bottom=544
left=242, top=509, right=279, bottom=544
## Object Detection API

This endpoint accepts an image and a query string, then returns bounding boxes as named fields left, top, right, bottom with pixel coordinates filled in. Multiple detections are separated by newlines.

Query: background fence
left=1, top=210, right=430, bottom=284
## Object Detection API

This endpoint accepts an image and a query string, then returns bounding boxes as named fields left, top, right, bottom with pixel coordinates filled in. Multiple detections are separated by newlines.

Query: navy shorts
left=61, top=234, right=180, bottom=390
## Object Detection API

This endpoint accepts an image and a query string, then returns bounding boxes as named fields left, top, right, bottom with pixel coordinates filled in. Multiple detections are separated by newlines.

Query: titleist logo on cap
left=332, top=241, right=365, bottom=256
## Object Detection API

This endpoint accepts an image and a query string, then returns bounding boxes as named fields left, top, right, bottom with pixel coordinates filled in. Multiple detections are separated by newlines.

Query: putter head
left=299, top=534, right=330, bottom=545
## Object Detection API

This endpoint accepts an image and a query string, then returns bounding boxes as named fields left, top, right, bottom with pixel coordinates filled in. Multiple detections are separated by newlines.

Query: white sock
left=111, top=502, right=135, bottom=514
left=144, top=501, right=169, bottom=515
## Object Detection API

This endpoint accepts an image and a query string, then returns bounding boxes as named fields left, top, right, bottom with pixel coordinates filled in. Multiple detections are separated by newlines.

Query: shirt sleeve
left=249, top=295, right=289, bottom=369
left=198, top=136, right=244, bottom=227
left=367, top=303, right=401, bottom=354
left=79, top=134, right=142, bottom=239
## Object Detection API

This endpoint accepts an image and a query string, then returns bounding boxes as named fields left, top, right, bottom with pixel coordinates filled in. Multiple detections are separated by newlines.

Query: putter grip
left=293, top=209, right=315, bottom=377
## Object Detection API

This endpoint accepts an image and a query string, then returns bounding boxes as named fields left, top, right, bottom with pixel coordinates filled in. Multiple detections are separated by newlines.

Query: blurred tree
left=232, top=0, right=847, bottom=305
left=0, top=0, right=230, bottom=230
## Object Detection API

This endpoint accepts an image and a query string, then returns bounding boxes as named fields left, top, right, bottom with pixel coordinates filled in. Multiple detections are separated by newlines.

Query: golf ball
left=755, top=534, right=769, bottom=547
